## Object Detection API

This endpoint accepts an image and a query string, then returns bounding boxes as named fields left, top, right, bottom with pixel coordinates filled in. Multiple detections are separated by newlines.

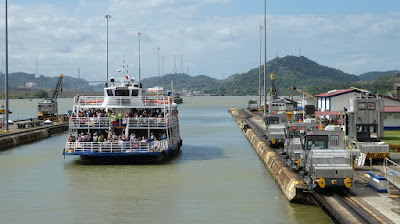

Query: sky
left=0, top=0, right=399, bottom=81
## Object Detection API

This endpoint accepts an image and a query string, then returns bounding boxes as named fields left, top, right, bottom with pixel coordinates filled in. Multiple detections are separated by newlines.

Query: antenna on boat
left=138, top=32, right=142, bottom=87
left=104, top=14, right=111, bottom=87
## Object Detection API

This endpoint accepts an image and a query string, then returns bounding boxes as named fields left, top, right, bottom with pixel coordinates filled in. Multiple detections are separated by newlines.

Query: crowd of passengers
left=71, top=108, right=170, bottom=119
left=70, top=108, right=176, bottom=126
left=67, top=131, right=167, bottom=143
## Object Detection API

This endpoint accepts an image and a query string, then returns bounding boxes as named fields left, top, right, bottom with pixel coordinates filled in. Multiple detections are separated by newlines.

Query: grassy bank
left=382, top=130, right=400, bottom=152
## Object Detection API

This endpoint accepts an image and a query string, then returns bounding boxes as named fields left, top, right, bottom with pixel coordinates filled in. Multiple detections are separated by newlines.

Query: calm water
left=0, top=97, right=331, bottom=224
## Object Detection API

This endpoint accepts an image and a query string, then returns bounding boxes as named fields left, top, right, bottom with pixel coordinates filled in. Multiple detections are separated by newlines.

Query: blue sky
left=0, top=0, right=399, bottom=81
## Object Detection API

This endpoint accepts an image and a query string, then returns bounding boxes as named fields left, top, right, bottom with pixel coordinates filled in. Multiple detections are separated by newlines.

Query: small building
left=314, top=89, right=363, bottom=121
left=381, top=95, right=400, bottom=107
left=384, top=106, right=400, bottom=130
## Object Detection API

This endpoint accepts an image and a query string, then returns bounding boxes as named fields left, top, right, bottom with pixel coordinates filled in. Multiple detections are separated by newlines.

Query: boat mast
left=138, top=32, right=142, bottom=86
left=104, top=14, right=111, bottom=86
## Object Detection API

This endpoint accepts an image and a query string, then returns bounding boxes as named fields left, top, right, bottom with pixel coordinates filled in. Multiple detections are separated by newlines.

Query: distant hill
left=0, top=72, right=103, bottom=97
left=221, top=56, right=360, bottom=95
left=1, top=56, right=399, bottom=97
left=142, top=56, right=362, bottom=96
left=358, top=70, right=400, bottom=81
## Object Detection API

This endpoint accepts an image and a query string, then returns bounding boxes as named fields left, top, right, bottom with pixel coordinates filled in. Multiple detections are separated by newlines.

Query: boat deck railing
left=65, top=139, right=169, bottom=154
left=73, top=95, right=172, bottom=108
left=69, top=116, right=178, bottom=129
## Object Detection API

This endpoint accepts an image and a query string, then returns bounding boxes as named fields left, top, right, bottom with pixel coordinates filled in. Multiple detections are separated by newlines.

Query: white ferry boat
left=63, top=77, right=182, bottom=162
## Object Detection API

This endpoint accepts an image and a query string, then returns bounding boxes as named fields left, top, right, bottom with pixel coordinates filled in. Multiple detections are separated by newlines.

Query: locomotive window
left=358, top=102, right=366, bottom=110
left=115, top=90, right=130, bottom=96
left=367, top=102, right=375, bottom=110
left=330, top=135, right=339, bottom=146
left=306, top=135, right=328, bottom=150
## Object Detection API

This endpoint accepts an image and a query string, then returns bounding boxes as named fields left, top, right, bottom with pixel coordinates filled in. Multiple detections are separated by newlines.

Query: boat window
left=367, top=102, right=375, bottom=110
left=115, top=90, right=130, bottom=96
left=132, top=89, right=139, bottom=96
left=107, top=90, right=113, bottom=96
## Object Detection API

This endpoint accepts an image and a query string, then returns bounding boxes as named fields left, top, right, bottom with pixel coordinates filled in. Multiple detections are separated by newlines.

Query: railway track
left=238, top=109, right=391, bottom=224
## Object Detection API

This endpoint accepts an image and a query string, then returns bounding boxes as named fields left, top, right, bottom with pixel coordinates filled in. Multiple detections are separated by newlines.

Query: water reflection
left=178, top=145, right=225, bottom=161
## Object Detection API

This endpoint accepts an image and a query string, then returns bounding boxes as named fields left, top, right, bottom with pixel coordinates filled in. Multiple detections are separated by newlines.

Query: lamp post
left=4, top=0, right=9, bottom=132
left=158, top=47, right=160, bottom=86
left=138, top=32, right=142, bottom=84
left=258, top=25, right=263, bottom=110
left=263, top=0, right=267, bottom=116
left=104, top=14, right=111, bottom=84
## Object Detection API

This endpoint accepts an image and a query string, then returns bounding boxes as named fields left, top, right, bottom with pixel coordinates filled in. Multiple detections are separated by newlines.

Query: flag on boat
left=126, top=75, right=129, bottom=80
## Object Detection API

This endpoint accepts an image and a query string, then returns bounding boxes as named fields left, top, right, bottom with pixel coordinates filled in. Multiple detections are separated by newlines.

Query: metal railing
left=73, top=95, right=171, bottom=108
left=65, top=139, right=169, bottom=154
left=69, top=116, right=178, bottom=129
left=384, top=158, right=400, bottom=190
left=69, top=117, right=112, bottom=128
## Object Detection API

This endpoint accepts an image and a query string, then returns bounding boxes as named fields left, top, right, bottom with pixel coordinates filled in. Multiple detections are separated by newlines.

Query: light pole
left=104, top=14, right=111, bottom=84
left=162, top=56, right=164, bottom=87
left=138, top=32, right=142, bottom=84
left=158, top=47, right=160, bottom=86
left=4, top=0, right=9, bottom=132
left=263, top=0, right=267, bottom=116
left=258, top=25, right=263, bottom=110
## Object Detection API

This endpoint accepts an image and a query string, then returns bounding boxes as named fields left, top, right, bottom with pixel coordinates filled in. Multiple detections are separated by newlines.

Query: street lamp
left=158, top=47, right=160, bottom=86
left=258, top=25, right=263, bottom=110
left=263, top=0, right=267, bottom=116
left=138, top=32, right=142, bottom=85
left=104, top=14, right=111, bottom=84
left=4, top=0, right=9, bottom=132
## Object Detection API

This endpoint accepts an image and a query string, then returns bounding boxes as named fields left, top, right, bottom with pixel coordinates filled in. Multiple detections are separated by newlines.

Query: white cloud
left=0, top=1, right=398, bottom=81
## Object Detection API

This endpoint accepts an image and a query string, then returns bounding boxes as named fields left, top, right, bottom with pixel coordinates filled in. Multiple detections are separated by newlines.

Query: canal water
left=0, top=97, right=332, bottom=224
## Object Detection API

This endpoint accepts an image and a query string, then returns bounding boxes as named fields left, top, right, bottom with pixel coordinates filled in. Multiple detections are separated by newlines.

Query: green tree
left=33, top=89, right=49, bottom=98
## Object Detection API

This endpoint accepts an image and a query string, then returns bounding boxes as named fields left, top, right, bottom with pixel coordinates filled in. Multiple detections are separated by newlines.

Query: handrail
left=69, top=117, right=112, bottom=128
left=69, top=116, right=178, bottom=129
left=65, top=139, right=169, bottom=153
left=73, top=95, right=171, bottom=108
left=384, top=158, right=400, bottom=190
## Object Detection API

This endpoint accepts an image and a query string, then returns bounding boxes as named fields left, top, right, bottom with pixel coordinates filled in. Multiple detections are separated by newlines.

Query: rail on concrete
left=384, top=158, right=400, bottom=190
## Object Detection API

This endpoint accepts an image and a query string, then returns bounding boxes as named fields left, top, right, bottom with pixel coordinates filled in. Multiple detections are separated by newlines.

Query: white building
left=315, top=89, right=362, bottom=119
left=384, top=106, right=400, bottom=130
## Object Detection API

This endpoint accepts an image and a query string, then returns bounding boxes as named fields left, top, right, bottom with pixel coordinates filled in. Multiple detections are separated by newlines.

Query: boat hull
left=64, top=142, right=182, bottom=164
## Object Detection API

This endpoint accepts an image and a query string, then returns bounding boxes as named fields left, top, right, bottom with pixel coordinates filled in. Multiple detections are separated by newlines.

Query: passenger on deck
left=93, top=132, right=98, bottom=142
left=68, top=135, right=74, bottom=142
left=130, top=133, right=136, bottom=141
left=112, top=132, right=118, bottom=140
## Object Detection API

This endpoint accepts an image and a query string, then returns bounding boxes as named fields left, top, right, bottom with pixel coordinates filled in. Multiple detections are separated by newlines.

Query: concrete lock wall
left=0, top=125, right=68, bottom=151
left=230, top=109, right=307, bottom=202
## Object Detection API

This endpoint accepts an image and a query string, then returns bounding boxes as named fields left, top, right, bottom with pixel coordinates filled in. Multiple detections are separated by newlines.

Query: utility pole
left=173, top=54, right=177, bottom=74
left=158, top=47, right=160, bottom=86
left=263, top=0, right=267, bottom=116
left=180, top=55, right=183, bottom=73
left=258, top=25, right=263, bottom=110
left=5, top=0, right=9, bottom=132
left=104, top=14, right=111, bottom=84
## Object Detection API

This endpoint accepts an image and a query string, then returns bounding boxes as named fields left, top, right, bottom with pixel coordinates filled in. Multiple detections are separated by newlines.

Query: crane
left=38, top=74, right=63, bottom=120
left=289, top=86, right=317, bottom=103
